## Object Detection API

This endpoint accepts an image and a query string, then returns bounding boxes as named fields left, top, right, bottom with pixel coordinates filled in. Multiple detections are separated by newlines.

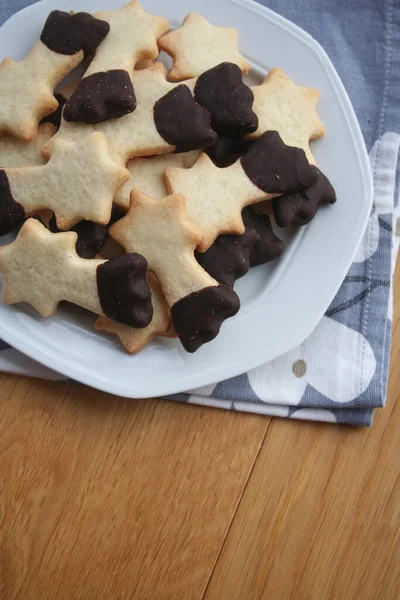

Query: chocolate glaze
left=241, top=131, right=318, bottom=194
left=206, top=135, right=255, bottom=168
left=64, top=70, right=136, bottom=124
left=0, top=171, right=25, bottom=236
left=195, top=228, right=258, bottom=287
left=154, top=85, right=217, bottom=152
left=194, top=62, right=258, bottom=136
left=171, top=285, right=240, bottom=353
left=40, top=92, right=67, bottom=129
left=97, top=254, right=153, bottom=328
left=49, top=215, right=108, bottom=259
left=108, top=206, right=126, bottom=227
left=273, top=167, right=337, bottom=226
left=40, top=10, right=109, bottom=57
left=241, top=206, right=285, bottom=266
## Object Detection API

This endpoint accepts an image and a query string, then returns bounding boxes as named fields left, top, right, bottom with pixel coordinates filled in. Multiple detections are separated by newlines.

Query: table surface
left=1, top=262, right=399, bottom=600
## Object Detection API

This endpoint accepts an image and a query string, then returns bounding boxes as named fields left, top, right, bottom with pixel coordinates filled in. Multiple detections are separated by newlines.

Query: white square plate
left=0, top=0, right=373, bottom=398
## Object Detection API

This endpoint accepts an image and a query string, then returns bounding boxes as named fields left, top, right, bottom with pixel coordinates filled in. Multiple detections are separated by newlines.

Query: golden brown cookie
left=63, top=1, right=169, bottom=124
left=0, top=10, right=109, bottom=139
left=165, top=132, right=318, bottom=251
left=44, top=63, right=216, bottom=165
left=158, top=13, right=249, bottom=81
left=249, top=68, right=325, bottom=163
left=0, top=218, right=153, bottom=328
left=0, top=132, right=129, bottom=235
left=110, top=192, right=240, bottom=352
left=0, top=123, right=55, bottom=167
left=114, top=151, right=200, bottom=210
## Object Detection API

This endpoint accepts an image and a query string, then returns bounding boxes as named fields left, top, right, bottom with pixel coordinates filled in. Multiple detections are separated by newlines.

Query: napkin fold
left=0, top=0, right=399, bottom=425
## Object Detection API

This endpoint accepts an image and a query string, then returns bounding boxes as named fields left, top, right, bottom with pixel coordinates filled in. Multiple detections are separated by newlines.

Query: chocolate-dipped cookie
left=0, top=218, right=153, bottom=328
left=206, top=135, right=254, bottom=168
left=110, top=191, right=240, bottom=353
left=166, top=131, right=318, bottom=251
left=194, top=62, right=258, bottom=135
left=63, top=1, right=169, bottom=124
left=0, top=10, right=109, bottom=140
left=242, top=206, right=285, bottom=266
left=154, top=85, right=217, bottom=152
left=273, top=167, right=336, bottom=226
left=195, top=228, right=258, bottom=287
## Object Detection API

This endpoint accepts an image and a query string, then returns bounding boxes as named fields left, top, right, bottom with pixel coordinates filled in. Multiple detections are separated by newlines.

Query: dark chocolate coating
left=40, top=92, right=67, bottom=129
left=49, top=215, right=108, bottom=259
left=195, top=228, right=258, bottom=287
left=0, top=171, right=25, bottom=236
left=97, top=254, right=153, bottom=328
left=206, top=135, right=255, bottom=168
left=171, top=285, right=240, bottom=353
left=40, top=10, right=109, bottom=57
left=154, top=85, right=217, bottom=152
left=273, top=167, right=337, bottom=227
left=108, top=206, right=126, bottom=227
left=64, top=70, right=136, bottom=124
left=242, top=206, right=285, bottom=266
left=241, top=131, right=318, bottom=194
left=194, top=62, right=258, bottom=136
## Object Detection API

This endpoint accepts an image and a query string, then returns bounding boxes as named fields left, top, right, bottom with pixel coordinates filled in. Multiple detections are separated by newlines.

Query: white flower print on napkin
left=188, top=316, right=376, bottom=407
left=246, top=316, right=376, bottom=405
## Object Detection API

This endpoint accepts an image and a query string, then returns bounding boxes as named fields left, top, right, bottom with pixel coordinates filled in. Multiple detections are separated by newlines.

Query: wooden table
left=1, top=263, right=399, bottom=600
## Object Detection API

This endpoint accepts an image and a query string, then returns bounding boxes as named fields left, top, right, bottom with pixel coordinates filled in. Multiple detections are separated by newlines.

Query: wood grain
left=205, top=262, right=400, bottom=600
left=0, top=380, right=269, bottom=600
left=0, top=254, right=398, bottom=600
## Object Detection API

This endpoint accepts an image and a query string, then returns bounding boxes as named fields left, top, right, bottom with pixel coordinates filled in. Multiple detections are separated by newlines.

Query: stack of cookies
left=0, top=1, right=336, bottom=354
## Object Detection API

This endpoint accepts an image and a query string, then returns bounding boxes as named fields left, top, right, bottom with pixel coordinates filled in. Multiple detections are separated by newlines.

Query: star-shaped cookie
left=91, top=1, right=169, bottom=75
left=0, top=123, right=55, bottom=168
left=1, top=133, right=128, bottom=234
left=165, top=153, right=266, bottom=251
left=0, top=218, right=153, bottom=328
left=158, top=12, right=250, bottom=81
left=249, top=68, right=325, bottom=163
left=0, top=11, right=109, bottom=140
left=165, top=131, right=317, bottom=251
left=114, top=151, right=200, bottom=210
left=110, top=192, right=209, bottom=306
left=44, top=64, right=215, bottom=165
left=110, top=191, right=240, bottom=352
left=95, top=273, right=176, bottom=354
left=0, top=44, right=82, bottom=141
left=0, top=218, right=103, bottom=317
left=64, top=2, right=170, bottom=124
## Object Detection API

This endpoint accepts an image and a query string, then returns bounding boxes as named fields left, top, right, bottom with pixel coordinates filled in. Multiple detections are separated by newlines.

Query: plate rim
left=0, top=0, right=374, bottom=398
